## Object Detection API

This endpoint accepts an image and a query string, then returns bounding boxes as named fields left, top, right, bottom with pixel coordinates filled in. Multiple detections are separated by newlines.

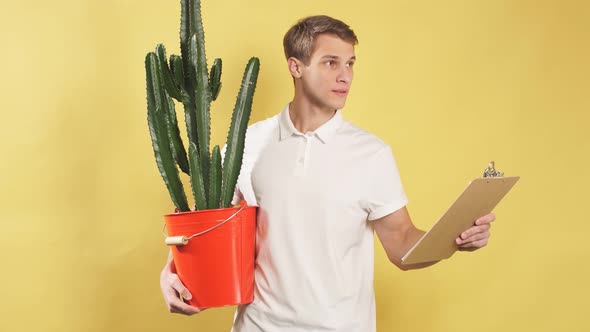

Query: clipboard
left=401, top=162, right=520, bottom=265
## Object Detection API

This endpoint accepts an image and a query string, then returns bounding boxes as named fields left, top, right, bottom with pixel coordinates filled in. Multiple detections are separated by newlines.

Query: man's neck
left=288, top=98, right=337, bottom=134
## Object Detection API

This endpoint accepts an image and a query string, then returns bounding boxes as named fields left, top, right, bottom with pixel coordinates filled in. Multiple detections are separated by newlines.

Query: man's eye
left=326, top=61, right=335, bottom=67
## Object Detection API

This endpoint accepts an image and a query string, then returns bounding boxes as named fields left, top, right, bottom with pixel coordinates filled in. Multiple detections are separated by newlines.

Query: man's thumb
left=181, top=289, right=192, bottom=300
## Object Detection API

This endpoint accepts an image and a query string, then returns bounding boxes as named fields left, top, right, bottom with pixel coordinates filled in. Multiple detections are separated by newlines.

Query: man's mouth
left=332, top=89, right=348, bottom=96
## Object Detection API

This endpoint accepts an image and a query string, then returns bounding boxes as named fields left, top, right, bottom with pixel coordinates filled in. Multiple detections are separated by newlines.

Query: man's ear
left=287, top=57, right=303, bottom=78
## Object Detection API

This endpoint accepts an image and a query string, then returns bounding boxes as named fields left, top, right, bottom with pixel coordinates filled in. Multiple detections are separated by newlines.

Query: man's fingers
left=459, top=224, right=491, bottom=240
left=475, top=213, right=496, bottom=226
left=458, top=238, right=489, bottom=251
left=457, top=231, right=490, bottom=248
left=165, top=287, right=202, bottom=315
left=456, top=230, right=490, bottom=245
left=455, top=213, right=495, bottom=251
left=167, top=274, right=192, bottom=300
left=161, top=273, right=203, bottom=316
left=168, top=299, right=202, bottom=315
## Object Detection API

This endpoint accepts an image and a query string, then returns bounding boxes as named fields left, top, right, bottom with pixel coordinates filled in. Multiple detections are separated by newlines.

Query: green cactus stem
left=189, top=33, right=211, bottom=197
left=156, top=44, right=183, bottom=102
left=188, top=142, right=207, bottom=210
left=208, top=145, right=222, bottom=209
left=145, top=52, right=189, bottom=212
left=209, top=58, right=222, bottom=101
left=169, top=55, right=185, bottom=94
left=165, top=94, right=190, bottom=175
left=179, top=0, right=198, bottom=148
left=187, top=1, right=211, bottom=194
left=154, top=45, right=190, bottom=175
left=220, top=57, right=260, bottom=208
left=146, top=0, right=260, bottom=212
left=189, top=0, right=207, bottom=59
left=179, top=0, right=191, bottom=88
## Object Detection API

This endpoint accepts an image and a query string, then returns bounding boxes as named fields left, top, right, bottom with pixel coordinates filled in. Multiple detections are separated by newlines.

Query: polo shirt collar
left=279, top=104, right=343, bottom=144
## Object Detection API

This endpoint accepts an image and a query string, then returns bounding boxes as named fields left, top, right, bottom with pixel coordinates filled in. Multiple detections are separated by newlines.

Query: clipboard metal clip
left=483, top=161, right=504, bottom=178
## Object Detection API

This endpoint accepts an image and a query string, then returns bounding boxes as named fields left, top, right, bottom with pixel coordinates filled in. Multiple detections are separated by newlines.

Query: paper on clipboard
left=401, top=163, right=519, bottom=265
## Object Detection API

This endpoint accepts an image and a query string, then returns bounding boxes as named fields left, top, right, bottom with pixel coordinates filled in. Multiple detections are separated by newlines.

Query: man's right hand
left=160, top=251, right=204, bottom=315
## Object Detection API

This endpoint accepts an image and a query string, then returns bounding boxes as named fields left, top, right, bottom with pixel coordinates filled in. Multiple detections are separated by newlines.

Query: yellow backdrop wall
left=1, top=0, right=588, bottom=331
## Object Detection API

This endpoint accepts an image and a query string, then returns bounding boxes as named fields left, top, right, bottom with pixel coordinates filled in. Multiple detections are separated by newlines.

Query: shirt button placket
left=293, top=135, right=306, bottom=177
left=302, top=134, right=313, bottom=172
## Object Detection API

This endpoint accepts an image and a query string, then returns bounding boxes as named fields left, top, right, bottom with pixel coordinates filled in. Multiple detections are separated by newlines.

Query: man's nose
left=337, top=67, right=352, bottom=84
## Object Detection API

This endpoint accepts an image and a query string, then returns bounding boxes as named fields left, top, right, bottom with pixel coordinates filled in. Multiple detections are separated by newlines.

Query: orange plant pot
left=164, top=201, right=257, bottom=308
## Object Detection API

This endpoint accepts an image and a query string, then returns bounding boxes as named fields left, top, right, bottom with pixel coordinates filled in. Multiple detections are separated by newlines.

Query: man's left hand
left=455, top=213, right=496, bottom=251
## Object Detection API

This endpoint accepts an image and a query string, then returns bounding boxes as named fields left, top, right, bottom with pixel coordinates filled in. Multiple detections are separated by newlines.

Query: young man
left=160, top=15, right=495, bottom=331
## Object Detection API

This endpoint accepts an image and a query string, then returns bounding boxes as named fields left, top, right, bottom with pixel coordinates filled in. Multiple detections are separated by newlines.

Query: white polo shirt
left=226, top=104, right=408, bottom=332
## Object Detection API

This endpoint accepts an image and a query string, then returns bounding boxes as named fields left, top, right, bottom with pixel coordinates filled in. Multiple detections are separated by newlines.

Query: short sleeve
left=364, top=145, right=408, bottom=221
left=231, top=185, right=244, bottom=206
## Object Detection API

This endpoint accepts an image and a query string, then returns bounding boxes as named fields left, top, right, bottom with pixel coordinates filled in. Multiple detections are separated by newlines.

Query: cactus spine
left=145, top=0, right=259, bottom=212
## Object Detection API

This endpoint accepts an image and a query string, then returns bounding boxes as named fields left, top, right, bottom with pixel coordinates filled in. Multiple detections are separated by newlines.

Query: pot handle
left=163, top=200, right=248, bottom=246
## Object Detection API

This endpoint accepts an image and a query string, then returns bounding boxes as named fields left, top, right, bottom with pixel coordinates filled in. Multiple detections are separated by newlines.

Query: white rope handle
left=163, top=201, right=248, bottom=246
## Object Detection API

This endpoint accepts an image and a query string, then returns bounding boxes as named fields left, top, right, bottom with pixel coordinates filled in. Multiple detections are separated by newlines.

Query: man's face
left=297, top=33, right=356, bottom=111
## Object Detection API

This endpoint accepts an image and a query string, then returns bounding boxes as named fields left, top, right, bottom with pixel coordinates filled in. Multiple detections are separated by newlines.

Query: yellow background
left=1, top=0, right=588, bottom=331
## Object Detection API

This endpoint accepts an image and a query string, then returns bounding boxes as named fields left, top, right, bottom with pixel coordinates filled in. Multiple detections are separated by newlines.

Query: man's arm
left=373, top=207, right=495, bottom=271
left=373, top=207, right=437, bottom=270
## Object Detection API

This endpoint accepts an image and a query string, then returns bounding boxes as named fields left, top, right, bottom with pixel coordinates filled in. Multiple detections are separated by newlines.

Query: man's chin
left=334, top=101, right=347, bottom=110
left=316, top=98, right=347, bottom=111
left=328, top=99, right=347, bottom=111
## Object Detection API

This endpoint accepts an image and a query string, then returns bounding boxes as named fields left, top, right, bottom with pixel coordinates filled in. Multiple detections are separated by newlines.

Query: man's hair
left=283, top=15, right=358, bottom=64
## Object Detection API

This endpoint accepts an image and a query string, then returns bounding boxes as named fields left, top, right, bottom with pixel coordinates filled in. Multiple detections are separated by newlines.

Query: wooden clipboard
left=401, top=163, right=519, bottom=265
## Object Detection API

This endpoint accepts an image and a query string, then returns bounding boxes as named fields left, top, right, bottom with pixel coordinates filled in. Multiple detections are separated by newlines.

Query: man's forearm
left=373, top=207, right=442, bottom=271
left=399, top=227, right=440, bottom=270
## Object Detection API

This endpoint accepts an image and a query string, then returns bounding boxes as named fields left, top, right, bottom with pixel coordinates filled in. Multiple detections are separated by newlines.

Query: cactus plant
left=145, top=0, right=259, bottom=212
